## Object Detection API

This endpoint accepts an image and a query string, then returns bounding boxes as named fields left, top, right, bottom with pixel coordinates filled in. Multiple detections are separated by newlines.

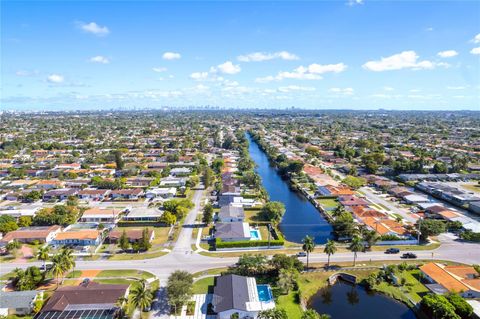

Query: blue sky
left=1, top=0, right=479, bottom=110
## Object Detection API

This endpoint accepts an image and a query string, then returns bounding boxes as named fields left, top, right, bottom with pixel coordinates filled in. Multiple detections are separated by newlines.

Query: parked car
left=401, top=252, right=417, bottom=259
left=40, top=263, right=53, bottom=271
left=297, top=252, right=307, bottom=257
left=385, top=248, right=400, bottom=254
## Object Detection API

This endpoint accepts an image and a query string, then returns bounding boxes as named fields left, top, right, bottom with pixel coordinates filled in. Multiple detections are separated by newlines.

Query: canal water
left=309, top=281, right=417, bottom=319
left=247, top=134, right=333, bottom=244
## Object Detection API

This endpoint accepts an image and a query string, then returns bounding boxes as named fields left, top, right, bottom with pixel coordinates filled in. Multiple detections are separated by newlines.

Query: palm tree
left=130, top=279, right=153, bottom=316
left=323, top=240, right=337, bottom=268
left=59, top=247, right=76, bottom=280
left=302, top=235, right=315, bottom=270
left=50, top=255, right=65, bottom=288
left=114, top=296, right=129, bottom=319
left=36, top=246, right=50, bottom=270
left=348, top=235, right=365, bottom=267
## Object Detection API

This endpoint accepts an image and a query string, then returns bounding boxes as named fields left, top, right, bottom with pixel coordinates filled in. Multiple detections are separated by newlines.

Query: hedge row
left=117, top=221, right=166, bottom=227
left=215, top=237, right=285, bottom=249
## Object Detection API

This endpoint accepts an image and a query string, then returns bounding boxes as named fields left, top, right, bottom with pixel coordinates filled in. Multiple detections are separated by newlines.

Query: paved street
left=1, top=189, right=479, bottom=279
left=359, top=186, right=419, bottom=223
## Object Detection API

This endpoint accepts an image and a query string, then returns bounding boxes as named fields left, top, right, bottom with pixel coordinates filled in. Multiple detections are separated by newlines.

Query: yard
left=192, top=276, right=215, bottom=294
left=316, top=198, right=339, bottom=210
left=105, top=226, right=171, bottom=260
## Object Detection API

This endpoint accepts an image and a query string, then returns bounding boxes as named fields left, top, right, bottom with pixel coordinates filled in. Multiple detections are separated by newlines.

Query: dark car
left=385, top=248, right=400, bottom=254
left=297, top=252, right=307, bottom=257
left=401, top=252, right=417, bottom=259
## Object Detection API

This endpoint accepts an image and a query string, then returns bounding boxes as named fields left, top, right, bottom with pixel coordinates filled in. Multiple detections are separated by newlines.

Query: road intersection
left=1, top=190, right=479, bottom=282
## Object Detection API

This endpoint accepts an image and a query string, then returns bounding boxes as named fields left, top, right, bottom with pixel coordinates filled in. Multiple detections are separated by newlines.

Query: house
left=122, top=208, right=163, bottom=222
left=126, top=177, right=153, bottom=187
left=221, top=185, right=241, bottom=196
left=338, top=195, right=369, bottom=207
left=214, top=222, right=251, bottom=242
left=77, top=189, right=110, bottom=201
left=170, top=167, right=191, bottom=177
left=51, top=230, right=102, bottom=246
left=35, top=180, right=65, bottom=190
left=38, top=282, right=129, bottom=318
left=110, top=189, right=144, bottom=200
left=0, top=225, right=62, bottom=244
left=212, top=274, right=275, bottom=319
left=403, top=194, right=430, bottom=204
left=0, top=291, right=42, bottom=316
left=316, top=185, right=354, bottom=197
left=0, top=207, right=40, bottom=219
left=145, top=187, right=176, bottom=199
left=42, top=188, right=78, bottom=201
left=106, top=228, right=154, bottom=244
left=218, top=195, right=256, bottom=208
left=159, top=177, right=187, bottom=187
left=79, top=208, right=122, bottom=224
left=218, top=205, right=245, bottom=223
left=420, top=262, right=480, bottom=298
left=7, top=180, right=39, bottom=189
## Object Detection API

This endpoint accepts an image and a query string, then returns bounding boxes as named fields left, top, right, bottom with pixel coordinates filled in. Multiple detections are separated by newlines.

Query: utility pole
left=417, top=217, right=422, bottom=244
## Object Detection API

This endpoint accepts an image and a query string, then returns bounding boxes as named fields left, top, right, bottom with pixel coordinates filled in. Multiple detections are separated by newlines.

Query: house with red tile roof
left=420, top=263, right=480, bottom=298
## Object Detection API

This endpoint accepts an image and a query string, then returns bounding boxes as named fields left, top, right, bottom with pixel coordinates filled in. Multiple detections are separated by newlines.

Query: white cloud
left=89, top=55, right=110, bottom=64
left=447, top=86, right=466, bottom=90
left=470, top=47, right=480, bottom=55
left=152, top=67, right=167, bottom=73
left=437, top=50, right=458, bottom=58
left=255, top=62, right=346, bottom=82
left=363, top=51, right=435, bottom=71
left=277, top=85, right=316, bottom=93
left=162, top=52, right=181, bottom=60
left=16, top=70, right=38, bottom=77
left=329, top=87, right=354, bottom=95
left=78, top=22, right=109, bottom=36
left=190, top=72, right=210, bottom=80
left=425, top=27, right=434, bottom=32
left=347, top=0, right=363, bottom=5
left=472, top=33, right=480, bottom=44
left=215, top=61, right=241, bottom=74
left=237, top=51, right=299, bottom=62
left=383, top=86, right=394, bottom=91
left=47, top=74, right=64, bottom=83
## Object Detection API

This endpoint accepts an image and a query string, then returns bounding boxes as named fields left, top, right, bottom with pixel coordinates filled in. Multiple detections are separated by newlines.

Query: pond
left=247, top=134, right=333, bottom=244
left=309, top=281, right=417, bottom=319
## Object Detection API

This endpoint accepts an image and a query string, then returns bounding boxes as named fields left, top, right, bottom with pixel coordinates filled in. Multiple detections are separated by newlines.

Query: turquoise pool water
left=257, top=285, right=273, bottom=302
left=250, top=229, right=260, bottom=239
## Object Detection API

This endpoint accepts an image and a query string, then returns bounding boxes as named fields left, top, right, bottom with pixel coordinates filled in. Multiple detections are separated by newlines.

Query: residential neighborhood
left=0, top=110, right=479, bottom=319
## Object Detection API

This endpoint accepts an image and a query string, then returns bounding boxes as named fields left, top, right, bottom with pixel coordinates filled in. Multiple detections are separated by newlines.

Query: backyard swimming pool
left=250, top=229, right=261, bottom=240
left=257, top=285, right=273, bottom=302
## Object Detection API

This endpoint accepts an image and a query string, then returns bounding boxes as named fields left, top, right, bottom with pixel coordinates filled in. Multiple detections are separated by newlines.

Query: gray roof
left=213, top=274, right=249, bottom=312
left=215, top=222, right=249, bottom=240
left=0, top=290, right=39, bottom=309
left=218, top=205, right=245, bottom=220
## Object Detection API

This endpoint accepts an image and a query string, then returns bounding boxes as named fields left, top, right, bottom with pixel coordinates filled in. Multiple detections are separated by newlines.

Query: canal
left=247, top=134, right=333, bottom=244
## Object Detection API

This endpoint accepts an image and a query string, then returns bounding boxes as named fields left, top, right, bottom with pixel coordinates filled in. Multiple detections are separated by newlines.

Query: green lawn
left=317, top=198, right=338, bottom=209
left=277, top=291, right=303, bottom=318
left=97, top=269, right=154, bottom=279
left=192, top=277, right=215, bottom=294
left=374, top=269, right=429, bottom=304
left=108, top=250, right=168, bottom=260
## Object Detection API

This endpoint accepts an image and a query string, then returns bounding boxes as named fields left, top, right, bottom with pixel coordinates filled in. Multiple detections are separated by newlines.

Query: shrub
left=215, top=237, right=284, bottom=249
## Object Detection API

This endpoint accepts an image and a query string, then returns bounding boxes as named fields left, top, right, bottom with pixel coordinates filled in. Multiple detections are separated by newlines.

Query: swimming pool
left=257, top=285, right=273, bottom=302
left=250, top=229, right=261, bottom=240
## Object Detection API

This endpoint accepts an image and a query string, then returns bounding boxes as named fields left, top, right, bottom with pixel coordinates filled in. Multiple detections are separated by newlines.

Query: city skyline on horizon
left=2, top=1, right=480, bottom=111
